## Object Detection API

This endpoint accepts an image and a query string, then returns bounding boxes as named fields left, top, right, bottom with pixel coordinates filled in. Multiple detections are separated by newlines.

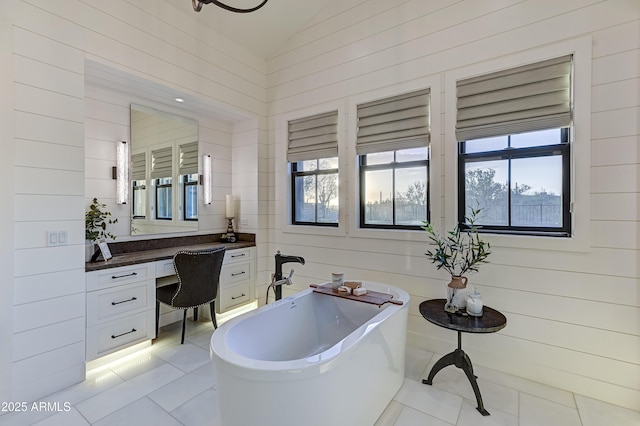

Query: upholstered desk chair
left=156, top=247, right=226, bottom=344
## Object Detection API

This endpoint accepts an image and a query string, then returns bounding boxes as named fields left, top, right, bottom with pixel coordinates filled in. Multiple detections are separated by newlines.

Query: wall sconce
left=112, top=140, right=129, bottom=205
left=202, top=154, right=212, bottom=205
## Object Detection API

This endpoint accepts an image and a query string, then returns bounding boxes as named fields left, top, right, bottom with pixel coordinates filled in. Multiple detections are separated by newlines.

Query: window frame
left=443, top=38, right=592, bottom=252
left=182, top=174, right=198, bottom=221
left=132, top=180, right=146, bottom=219
left=359, top=149, right=430, bottom=230
left=457, top=128, right=571, bottom=237
left=290, top=158, right=339, bottom=227
left=154, top=177, right=172, bottom=220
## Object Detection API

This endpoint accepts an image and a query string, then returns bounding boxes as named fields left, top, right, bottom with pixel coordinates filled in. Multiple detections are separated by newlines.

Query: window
left=356, top=89, right=431, bottom=230
left=459, top=128, right=570, bottom=236
left=151, top=146, right=173, bottom=220
left=291, top=157, right=338, bottom=226
left=360, top=147, right=428, bottom=229
left=155, top=177, right=172, bottom=220
left=287, top=111, right=339, bottom=226
left=132, top=180, right=146, bottom=218
left=179, top=142, right=199, bottom=221
left=182, top=173, right=198, bottom=221
left=131, top=152, right=146, bottom=218
left=455, top=55, right=573, bottom=237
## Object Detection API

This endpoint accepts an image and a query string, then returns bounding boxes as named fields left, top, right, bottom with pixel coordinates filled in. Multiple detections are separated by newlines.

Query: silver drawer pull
left=231, top=271, right=246, bottom=277
left=112, top=297, right=137, bottom=306
left=112, top=272, right=137, bottom=279
left=112, top=328, right=136, bottom=339
left=231, top=253, right=246, bottom=258
left=231, top=293, right=246, bottom=300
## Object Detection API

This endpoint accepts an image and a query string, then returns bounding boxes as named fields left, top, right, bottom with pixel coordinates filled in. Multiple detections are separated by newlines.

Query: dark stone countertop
left=85, top=233, right=255, bottom=272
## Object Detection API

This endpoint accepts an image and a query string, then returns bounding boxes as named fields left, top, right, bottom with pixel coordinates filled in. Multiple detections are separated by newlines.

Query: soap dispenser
left=466, top=287, right=483, bottom=317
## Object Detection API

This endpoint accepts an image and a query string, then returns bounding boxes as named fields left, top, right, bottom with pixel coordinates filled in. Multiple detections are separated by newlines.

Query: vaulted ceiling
left=160, top=0, right=335, bottom=59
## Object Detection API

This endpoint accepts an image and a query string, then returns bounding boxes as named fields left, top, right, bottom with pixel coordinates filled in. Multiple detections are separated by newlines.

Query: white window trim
left=278, top=100, right=347, bottom=237
left=348, top=77, right=441, bottom=242
left=443, top=37, right=592, bottom=252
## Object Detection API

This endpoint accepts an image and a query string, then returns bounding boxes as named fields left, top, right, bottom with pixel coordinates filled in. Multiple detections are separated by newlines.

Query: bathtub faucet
left=273, top=251, right=305, bottom=301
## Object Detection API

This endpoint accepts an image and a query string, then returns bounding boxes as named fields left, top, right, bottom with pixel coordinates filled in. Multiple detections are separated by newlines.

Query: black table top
left=419, top=299, right=507, bottom=333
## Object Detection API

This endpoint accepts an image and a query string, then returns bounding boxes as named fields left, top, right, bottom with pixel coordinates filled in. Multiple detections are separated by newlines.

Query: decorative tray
left=310, top=283, right=403, bottom=306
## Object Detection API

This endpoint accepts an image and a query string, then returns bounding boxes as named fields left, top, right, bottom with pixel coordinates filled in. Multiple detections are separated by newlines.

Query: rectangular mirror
left=130, top=104, right=199, bottom=235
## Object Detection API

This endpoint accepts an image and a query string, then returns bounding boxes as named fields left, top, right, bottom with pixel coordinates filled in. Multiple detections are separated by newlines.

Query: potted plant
left=85, top=198, right=117, bottom=262
left=421, top=207, right=491, bottom=312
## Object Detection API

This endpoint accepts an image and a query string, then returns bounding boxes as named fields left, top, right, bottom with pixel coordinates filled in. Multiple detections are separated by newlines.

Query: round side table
left=419, top=299, right=507, bottom=416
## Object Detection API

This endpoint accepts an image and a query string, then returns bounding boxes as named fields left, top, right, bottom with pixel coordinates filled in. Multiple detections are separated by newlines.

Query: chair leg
left=210, top=302, right=217, bottom=329
left=181, top=309, right=187, bottom=344
left=155, top=301, right=160, bottom=337
left=193, top=307, right=198, bottom=322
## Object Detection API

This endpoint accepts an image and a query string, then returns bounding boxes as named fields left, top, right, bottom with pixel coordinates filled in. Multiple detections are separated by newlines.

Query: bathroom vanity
left=84, top=234, right=255, bottom=362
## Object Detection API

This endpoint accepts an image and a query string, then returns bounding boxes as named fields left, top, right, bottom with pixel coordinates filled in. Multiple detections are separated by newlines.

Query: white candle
left=225, top=194, right=234, bottom=218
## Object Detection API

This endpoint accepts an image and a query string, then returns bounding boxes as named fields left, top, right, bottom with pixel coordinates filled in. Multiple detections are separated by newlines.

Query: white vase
left=445, top=276, right=469, bottom=310
left=85, top=241, right=96, bottom=262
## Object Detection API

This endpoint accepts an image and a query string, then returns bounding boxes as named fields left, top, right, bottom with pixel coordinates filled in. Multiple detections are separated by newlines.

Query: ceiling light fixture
left=192, top=0, right=268, bottom=13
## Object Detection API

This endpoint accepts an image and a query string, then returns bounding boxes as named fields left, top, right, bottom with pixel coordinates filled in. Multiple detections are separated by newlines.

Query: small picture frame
left=96, top=238, right=113, bottom=261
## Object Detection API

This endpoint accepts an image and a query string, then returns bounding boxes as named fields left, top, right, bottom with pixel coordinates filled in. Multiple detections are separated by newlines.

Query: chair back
left=170, top=247, right=226, bottom=308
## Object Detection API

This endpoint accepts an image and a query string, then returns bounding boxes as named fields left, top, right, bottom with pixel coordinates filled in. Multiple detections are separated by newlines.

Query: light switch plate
left=47, top=230, right=68, bottom=246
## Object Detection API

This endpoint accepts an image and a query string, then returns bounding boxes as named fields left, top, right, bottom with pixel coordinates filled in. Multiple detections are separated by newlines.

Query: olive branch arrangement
left=421, top=207, right=491, bottom=276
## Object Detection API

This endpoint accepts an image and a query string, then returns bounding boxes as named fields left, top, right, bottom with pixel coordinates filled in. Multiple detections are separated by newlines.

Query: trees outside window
left=458, top=128, right=570, bottom=236
left=291, top=157, right=339, bottom=226
left=359, top=147, right=429, bottom=229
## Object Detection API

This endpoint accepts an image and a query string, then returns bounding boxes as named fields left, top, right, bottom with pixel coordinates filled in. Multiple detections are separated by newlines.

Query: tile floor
left=1, top=320, right=638, bottom=426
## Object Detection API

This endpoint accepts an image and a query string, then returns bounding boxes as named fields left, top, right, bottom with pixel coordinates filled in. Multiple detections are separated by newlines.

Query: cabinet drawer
left=87, top=263, right=154, bottom=292
left=86, top=310, right=154, bottom=361
left=220, top=262, right=251, bottom=288
left=224, top=248, right=253, bottom=264
left=155, top=259, right=175, bottom=278
left=219, top=282, right=251, bottom=312
left=86, top=281, right=154, bottom=327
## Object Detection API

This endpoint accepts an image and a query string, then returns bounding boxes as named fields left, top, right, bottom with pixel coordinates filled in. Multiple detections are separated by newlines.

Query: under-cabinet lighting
left=202, top=154, right=212, bottom=205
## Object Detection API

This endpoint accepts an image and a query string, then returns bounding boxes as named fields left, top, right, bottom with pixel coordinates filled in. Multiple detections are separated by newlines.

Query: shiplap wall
left=2, top=0, right=267, bottom=402
left=0, top=16, right=15, bottom=404
left=267, top=0, right=640, bottom=410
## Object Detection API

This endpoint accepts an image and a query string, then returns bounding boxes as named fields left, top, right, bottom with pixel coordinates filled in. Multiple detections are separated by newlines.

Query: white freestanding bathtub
left=210, top=281, right=409, bottom=426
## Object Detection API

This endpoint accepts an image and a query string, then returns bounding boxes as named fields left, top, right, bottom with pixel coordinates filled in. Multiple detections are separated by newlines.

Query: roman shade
left=179, top=141, right=198, bottom=175
left=131, top=152, right=146, bottom=181
left=151, top=147, right=173, bottom=179
left=287, top=111, right=338, bottom=162
left=356, top=89, right=430, bottom=155
left=456, top=55, right=573, bottom=141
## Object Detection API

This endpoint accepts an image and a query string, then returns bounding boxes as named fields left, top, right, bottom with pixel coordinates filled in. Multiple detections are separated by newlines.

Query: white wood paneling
left=12, top=342, right=86, bottom=402
left=266, top=0, right=640, bottom=411
left=14, top=270, right=85, bottom=305
left=14, top=111, right=85, bottom=147
left=592, top=135, right=639, bottom=166
left=14, top=55, right=84, bottom=98
left=4, top=0, right=268, bottom=403
left=15, top=168, right=84, bottom=196
left=0, top=14, right=14, bottom=404
left=14, top=140, right=84, bottom=172
left=13, top=317, right=85, bottom=362
left=13, top=293, right=85, bottom=333
left=14, top=84, right=84, bottom=122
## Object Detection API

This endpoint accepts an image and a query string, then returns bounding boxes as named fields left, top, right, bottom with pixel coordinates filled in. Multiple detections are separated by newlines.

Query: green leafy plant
left=85, top=198, right=118, bottom=242
left=421, top=207, right=491, bottom=276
